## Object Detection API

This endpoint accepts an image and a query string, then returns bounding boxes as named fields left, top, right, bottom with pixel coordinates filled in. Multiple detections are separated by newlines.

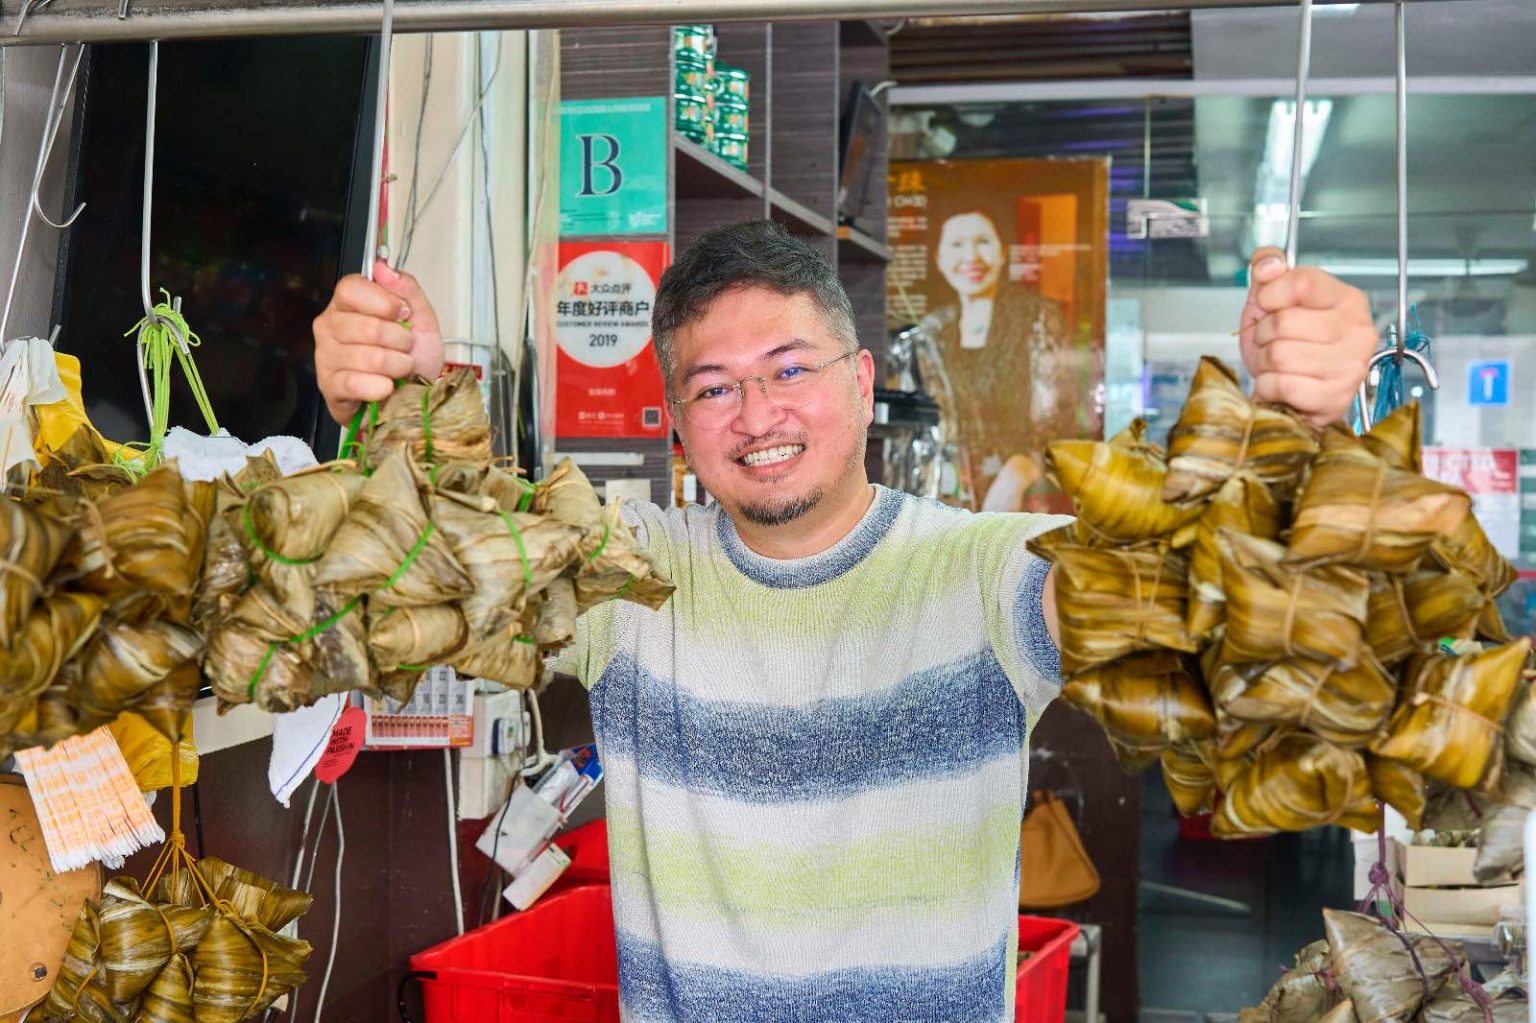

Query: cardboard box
left=1395, top=842, right=1483, bottom=887
left=1402, top=881, right=1523, bottom=927
left=1405, top=920, right=1498, bottom=941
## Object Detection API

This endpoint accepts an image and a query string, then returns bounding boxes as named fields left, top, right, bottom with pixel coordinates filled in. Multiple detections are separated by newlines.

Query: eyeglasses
left=669, top=350, right=858, bottom=429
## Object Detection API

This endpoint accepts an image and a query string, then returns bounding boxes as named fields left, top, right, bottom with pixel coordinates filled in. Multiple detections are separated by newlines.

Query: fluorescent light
left=1316, top=258, right=1529, bottom=278
left=1249, top=99, right=1334, bottom=252
left=1317, top=3, right=1361, bottom=15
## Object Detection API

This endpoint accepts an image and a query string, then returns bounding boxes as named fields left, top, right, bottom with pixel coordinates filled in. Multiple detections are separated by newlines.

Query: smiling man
left=313, top=219, right=1376, bottom=1023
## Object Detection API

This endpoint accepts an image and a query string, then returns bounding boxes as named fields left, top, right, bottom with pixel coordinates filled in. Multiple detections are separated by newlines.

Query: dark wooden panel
left=713, top=21, right=770, bottom=183
left=840, top=259, right=887, bottom=372
left=767, top=20, right=837, bottom=222
left=835, top=38, right=889, bottom=240
left=561, top=25, right=671, bottom=101
left=677, top=194, right=772, bottom=253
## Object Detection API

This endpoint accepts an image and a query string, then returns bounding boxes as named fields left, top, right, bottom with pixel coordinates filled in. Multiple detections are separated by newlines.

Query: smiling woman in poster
left=918, top=201, right=1089, bottom=512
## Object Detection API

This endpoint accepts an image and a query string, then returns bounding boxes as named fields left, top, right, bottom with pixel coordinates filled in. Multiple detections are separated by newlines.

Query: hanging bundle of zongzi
left=1061, top=651, right=1214, bottom=753
left=1214, top=732, right=1380, bottom=835
left=1371, top=639, right=1530, bottom=790
left=1287, top=447, right=1470, bottom=573
left=1043, top=423, right=1204, bottom=544
left=96, top=877, right=214, bottom=1003
left=1051, top=544, right=1199, bottom=674
left=1217, top=531, right=1370, bottom=669
left=1162, top=357, right=1319, bottom=503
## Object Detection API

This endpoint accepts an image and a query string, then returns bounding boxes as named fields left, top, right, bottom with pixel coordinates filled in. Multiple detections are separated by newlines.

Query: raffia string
left=1232, top=411, right=1257, bottom=473
left=1356, top=460, right=1389, bottom=562
left=1281, top=574, right=1305, bottom=658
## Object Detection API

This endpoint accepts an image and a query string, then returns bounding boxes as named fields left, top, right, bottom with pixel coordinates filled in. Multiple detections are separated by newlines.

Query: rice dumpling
left=0, top=496, right=72, bottom=648
left=70, top=619, right=202, bottom=725
left=1371, top=639, right=1530, bottom=790
left=1238, top=939, right=1331, bottom=1023
left=1221, top=655, right=1397, bottom=749
left=204, top=585, right=316, bottom=711
left=1365, top=570, right=1483, bottom=667
left=535, top=459, right=676, bottom=611
left=1420, top=989, right=1527, bottom=1023
left=1366, top=755, right=1426, bottom=830
left=74, top=462, right=206, bottom=597
left=0, top=592, right=103, bottom=733
left=1187, top=476, right=1282, bottom=639
left=1044, top=430, right=1203, bottom=544
left=533, top=577, right=577, bottom=652
left=363, top=368, right=492, bottom=471
left=1324, top=908, right=1463, bottom=1023
left=1218, top=531, right=1370, bottom=670
left=137, top=952, right=196, bottom=1023
left=367, top=602, right=469, bottom=673
left=35, top=902, right=119, bottom=1023
left=192, top=913, right=311, bottom=1023
left=198, top=856, right=314, bottom=932
left=1214, top=733, right=1380, bottom=835
left=1052, top=544, right=1199, bottom=675
left=312, top=447, right=474, bottom=607
left=243, top=466, right=365, bottom=563
left=429, top=489, right=584, bottom=633
left=1505, top=679, right=1536, bottom=768
left=1360, top=401, right=1422, bottom=472
left=1432, top=511, right=1518, bottom=598
left=1061, top=651, right=1214, bottom=752
left=1161, top=742, right=1216, bottom=816
left=1287, top=448, right=1471, bottom=573
left=1162, top=357, right=1319, bottom=503
left=96, top=876, right=214, bottom=1003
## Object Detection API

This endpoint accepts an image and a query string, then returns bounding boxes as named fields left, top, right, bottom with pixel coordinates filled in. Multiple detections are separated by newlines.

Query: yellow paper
left=35, top=352, right=141, bottom=466
left=108, top=712, right=199, bottom=791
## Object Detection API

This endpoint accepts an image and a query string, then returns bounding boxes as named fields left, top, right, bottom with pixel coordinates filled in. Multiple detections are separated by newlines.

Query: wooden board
left=0, top=773, right=101, bottom=1015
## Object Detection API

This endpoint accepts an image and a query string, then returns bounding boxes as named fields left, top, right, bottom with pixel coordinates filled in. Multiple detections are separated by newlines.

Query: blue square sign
left=1468, top=360, right=1510, bottom=406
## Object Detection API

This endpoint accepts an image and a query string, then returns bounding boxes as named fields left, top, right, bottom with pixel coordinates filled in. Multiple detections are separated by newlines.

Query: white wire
left=302, top=783, right=336, bottom=895
left=444, top=747, right=465, bottom=936
left=522, top=688, right=556, bottom=777
left=362, top=0, right=395, bottom=281
left=312, top=783, right=345, bottom=1023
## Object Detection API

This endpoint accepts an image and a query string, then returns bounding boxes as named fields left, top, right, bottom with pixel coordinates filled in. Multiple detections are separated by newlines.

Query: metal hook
left=361, top=0, right=396, bottom=282
left=1356, top=347, right=1437, bottom=432
left=12, top=0, right=60, bottom=36
left=31, top=42, right=86, bottom=230
left=0, top=42, right=83, bottom=342
left=1284, top=0, right=1315, bottom=268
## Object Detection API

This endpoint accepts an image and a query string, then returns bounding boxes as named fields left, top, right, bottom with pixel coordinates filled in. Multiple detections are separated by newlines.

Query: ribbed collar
left=715, top=485, right=904, bottom=589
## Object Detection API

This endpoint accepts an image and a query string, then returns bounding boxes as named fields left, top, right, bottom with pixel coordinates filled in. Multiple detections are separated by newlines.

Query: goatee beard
left=737, top=488, right=825, bottom=527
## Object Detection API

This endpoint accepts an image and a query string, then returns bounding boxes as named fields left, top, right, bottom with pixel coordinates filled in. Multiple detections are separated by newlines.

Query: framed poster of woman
left=887, top=158, right=1109, bottom=513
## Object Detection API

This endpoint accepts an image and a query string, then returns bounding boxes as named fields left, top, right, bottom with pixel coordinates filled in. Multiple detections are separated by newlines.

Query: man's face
left=670, top=287, right=874, bottom=529
left=937, top=212, right=1004, bottom=299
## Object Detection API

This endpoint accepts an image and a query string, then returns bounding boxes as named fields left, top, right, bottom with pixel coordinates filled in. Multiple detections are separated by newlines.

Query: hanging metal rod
left=1, top=0, right=1411, bottom=47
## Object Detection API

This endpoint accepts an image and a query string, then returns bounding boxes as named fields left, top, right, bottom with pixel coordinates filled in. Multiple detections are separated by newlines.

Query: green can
left=711, top=131, right=749, bottom=169
left=713, top=96, right=749, bottom=136
left=676, top=51, right=713, bottom=96
left=713, top=64, right=750, bottom=104
left=673, top=24, right=713, bottom=60
left=675, top=92, right=711, bottom=140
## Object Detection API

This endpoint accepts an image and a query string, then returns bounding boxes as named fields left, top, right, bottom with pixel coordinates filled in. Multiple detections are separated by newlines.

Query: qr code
left=642, top=407, right=662, bottom=428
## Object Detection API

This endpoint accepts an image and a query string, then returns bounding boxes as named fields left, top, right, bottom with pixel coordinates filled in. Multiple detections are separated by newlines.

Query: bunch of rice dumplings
left=36, top=856, right=312, bottom=1022
left=1240, top=908, right=1522, bottom=1023
left=204, top=369, right=674, bottom=711
left=1033, top=357, right=1534, bottom=837
left=0, top=429, right=210, bottom=757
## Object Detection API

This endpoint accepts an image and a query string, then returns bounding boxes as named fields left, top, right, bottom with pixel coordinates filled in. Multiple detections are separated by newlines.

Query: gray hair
left=651, top=220, right=858, bottom=393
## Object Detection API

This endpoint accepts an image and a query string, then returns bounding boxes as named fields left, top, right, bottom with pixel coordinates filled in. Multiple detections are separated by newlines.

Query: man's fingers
left=1248, top=307, right=1338, bottom=349
left=1253, top=266, right=1369, bottom=316
left=329, top=369, right=397, bottom=406
left=374, top=262, right=435, bottom=325
left=1248, top=247, right=1288, bottom=288
left=332, top=272, right=413, bottom=322
left=1251, top=371, right=1355, bottom=423
left=324, top=311, right=415, bottom=353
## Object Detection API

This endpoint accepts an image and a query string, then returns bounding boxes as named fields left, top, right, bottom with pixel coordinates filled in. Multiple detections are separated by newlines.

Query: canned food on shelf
left=713, top=96, right=749, bottom=136
left=675, top=92, right=711, bottom=139
left=713, top=64, right=750, bottom=104
left=710, top=131, right=749, bottom=169
left=672, top=24, right=713, bottom=60
left=675, top=51, right=712, bottom=96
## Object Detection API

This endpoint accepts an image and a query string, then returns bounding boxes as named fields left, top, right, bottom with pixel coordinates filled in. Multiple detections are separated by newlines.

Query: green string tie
left=515, top=478, right=536, bottom=513
left=126, top=289, right=220, bottom=468
left=617, top=574, right=636, bottom=598
left=381, top=522, right=437, bottom=591
left=513, top=634, right=536, bottom=646
left=496, top=510, right=534, bottom=590
left=245, top=594, right=363, bottom=699
left=586, top=523, right=612, bottom=565
left=241, top=502, right=320, bottom=567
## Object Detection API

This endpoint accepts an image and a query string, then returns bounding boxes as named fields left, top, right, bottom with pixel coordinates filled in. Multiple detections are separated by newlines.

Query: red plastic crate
left=406, top=881, right=1078, bottom=1023
left=1015, top=915, right=1079, bottom=1023
left=407, top=885, right=621, bottom=1023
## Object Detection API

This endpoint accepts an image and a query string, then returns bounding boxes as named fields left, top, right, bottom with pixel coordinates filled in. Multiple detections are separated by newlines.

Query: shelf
left=837, top=223, right=891, bottom=263
left=674, top=135, right=763, bottom=201
left=768, top=188, right=835, bottom=237
left=840, top=19, right=889, bottom=48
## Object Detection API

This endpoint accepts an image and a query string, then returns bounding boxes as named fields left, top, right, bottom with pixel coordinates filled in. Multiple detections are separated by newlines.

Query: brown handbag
left=1018, top=789, right=1101, bottom=910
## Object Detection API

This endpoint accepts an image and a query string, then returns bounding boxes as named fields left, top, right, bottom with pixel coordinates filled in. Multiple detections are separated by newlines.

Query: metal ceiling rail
left=2, top=0, right=1411, bottom=47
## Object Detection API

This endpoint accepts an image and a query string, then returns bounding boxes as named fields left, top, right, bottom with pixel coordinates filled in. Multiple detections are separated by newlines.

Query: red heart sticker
left=314, top=706, right=367, bottom=784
